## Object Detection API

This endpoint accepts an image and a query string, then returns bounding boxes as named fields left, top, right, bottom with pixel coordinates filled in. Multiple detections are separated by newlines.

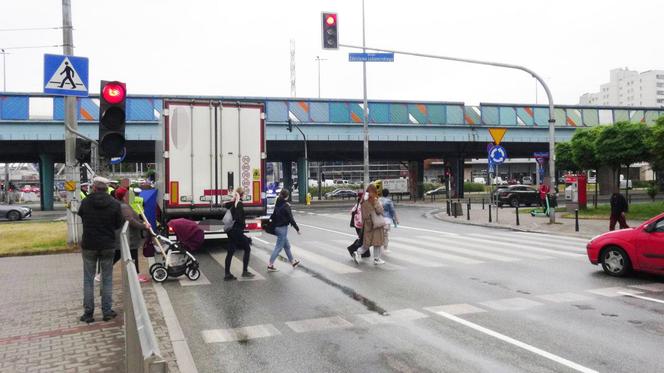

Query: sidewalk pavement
left=434, top=203, right=644, bottom=239
left=0, top=253, right=180, bottom=373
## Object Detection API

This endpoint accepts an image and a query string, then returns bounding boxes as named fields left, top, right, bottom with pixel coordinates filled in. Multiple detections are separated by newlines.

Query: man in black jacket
left=77, top=177, right=124, bottom=323
left=609, top=190, right=629, bottom=231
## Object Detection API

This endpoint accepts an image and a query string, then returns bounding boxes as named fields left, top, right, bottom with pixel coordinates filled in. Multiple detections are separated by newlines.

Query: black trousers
left=348, top=227, right=371, bottom=258
left=111, top=249, right=139, bottom=272
left=226, top=228, right=251, bottom=275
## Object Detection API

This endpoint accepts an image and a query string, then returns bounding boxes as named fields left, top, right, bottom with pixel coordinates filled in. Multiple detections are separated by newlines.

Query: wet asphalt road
left=160, top=204, right=664, bottom=373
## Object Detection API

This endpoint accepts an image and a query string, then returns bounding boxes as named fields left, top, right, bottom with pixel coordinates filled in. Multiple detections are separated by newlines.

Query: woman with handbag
left=267, top=189, right=301, bottom=272
left=347, top=192, right=371, bottom=259
left=354, top=184, right=386, bottom=265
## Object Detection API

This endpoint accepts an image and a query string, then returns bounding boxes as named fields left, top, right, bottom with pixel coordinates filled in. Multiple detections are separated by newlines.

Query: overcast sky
left=1, top=0, right=662, bottom=106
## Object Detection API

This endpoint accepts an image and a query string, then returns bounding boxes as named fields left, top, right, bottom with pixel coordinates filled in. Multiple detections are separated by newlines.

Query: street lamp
left=1, top=48, right=7, bottom=91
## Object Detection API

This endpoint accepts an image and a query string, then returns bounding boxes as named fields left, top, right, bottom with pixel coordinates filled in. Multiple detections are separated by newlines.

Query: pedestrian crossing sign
left=43, top=54, right=89, bottom=97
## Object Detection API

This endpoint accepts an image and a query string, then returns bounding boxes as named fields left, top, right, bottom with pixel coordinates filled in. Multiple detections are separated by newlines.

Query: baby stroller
left=148, top=218, right=204, bottom=283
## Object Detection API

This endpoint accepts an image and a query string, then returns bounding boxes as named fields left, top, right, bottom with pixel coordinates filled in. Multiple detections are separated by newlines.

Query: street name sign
left=43, top=54, right=89, bottom=97
left=488, top=127, right=507, bottom=145
left=348, top=52, right=394, bottom=62
left=489, top=145, right=507, bottom=164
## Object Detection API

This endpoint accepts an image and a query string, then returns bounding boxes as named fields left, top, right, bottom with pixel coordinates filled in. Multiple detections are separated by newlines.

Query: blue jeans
left=82, top=249, right=114, bottom=315
left=269, top=225, right=294, bottom=264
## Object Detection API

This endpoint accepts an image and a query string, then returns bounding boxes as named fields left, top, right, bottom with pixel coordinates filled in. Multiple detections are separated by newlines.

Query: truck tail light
left=245, top=221, right=262, bottom=230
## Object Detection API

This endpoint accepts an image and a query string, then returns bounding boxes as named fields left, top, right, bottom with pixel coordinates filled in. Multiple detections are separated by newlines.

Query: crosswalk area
left=171, top=227, right=590, bottom=287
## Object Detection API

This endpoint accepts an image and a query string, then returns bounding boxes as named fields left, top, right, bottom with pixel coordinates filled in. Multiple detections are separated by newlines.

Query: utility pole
left=1, top=48, right=6, bottom=91
left=361, top=0, right=370, bottom=187
left=62, top=0, right=81, bottom=245
left=315, top=56, right=327, bottom=98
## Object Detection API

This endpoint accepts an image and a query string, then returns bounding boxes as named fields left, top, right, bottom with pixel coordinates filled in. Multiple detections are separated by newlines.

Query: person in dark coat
left=77, top=177, right=124, bottom=323
left=267, top=189, right=301, bottom=272
left=609, top=190, right=629, bottom=231
left=223, top=187, right=254, bottom=281
left=347, top=192, right=371, bottom=259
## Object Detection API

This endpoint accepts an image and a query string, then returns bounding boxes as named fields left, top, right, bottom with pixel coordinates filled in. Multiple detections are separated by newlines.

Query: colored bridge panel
left=329, top=102, right=350, bottom=123
left=516, top=107, right=534, bottom=126
left=266, top=101, right=289, bottom=123
left=368, top=103, right=389, bottom=123
left=464, top=106, right=481, bottom=125
left=349, top=103, right=364, bottom=123
left=481, top=106, right=500, bottom=125
left=629, top=110, right=644, bottom=123
left=390, top=103, right=408, bottom=123
left=127, top=98, right=156, bottom=121
left=565, top=108, right=581, bottom=127
left=428, top=104, right=445, bottom=124
left=499, top=106, right=517, bottom=125
left=446, top=105, right=464, bottom=125
left=289, top=101, right=310, bottom=122
left=614, top=109, right=629, bottom=122
left=309, top=102, right=329, bottom=122
left=79, top=98, right=99, bottom=121
left=533, top=107, right=549, bottom=126
left=582, top=109, right=599, bottom=126
left=645, top=110, right=662, bottom=125
left=408, top=104, right=428, bottom=124
left=0, top=96, right=29, bottom=120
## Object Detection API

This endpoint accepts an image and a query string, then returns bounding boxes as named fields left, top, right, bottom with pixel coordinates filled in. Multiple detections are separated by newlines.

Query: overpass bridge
left=1, top=92, right=662, bottom=208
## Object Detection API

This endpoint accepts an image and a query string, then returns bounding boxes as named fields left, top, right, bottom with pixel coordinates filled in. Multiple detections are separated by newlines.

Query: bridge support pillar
left=282, top=161, right=293, bottom=201
left=450, top=157, right=464, bottom=199
left=297, top=158, right=308, bottom=204
left=597, top=165, right=617, bottom=195
left=408, top=160, right=424, bottom=201
left=39, top=153, right=54, bottom=211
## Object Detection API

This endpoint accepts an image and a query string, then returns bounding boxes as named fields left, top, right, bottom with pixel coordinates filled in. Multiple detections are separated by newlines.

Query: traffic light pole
left=338, top=43, right=557, bottom=224
left=361, top=0, right=370, bottom=188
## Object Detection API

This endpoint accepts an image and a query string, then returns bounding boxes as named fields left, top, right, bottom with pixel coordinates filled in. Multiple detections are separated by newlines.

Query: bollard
left=488, top=204, right=492, bottom=223
left=515, top=204, right=520, bottom=226
left=467, top=201, right=470, bottom=220
left=446, top=200, right=451, bottom=216
left=575, top=209, right=579, bottom=232
left=482, top=198, right=485, bottom=210
left=467, top=198, right=471, bottom=210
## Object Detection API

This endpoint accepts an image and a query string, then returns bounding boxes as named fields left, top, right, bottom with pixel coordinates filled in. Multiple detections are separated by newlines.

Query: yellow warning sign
left=488, top=128, right=507, bottom=145
left=252, top=168, right=260, bottom=181
left=64, top=180, right=77, bottom=192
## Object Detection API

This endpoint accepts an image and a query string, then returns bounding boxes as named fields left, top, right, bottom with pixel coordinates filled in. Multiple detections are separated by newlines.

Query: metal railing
left=120, top=223, right=168, bottom=373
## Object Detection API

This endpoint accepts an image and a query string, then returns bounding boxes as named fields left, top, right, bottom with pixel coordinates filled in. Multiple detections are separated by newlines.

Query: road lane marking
left=178, top=270, right=211, bottom=286
left=387, top=240, right=484, bottom=265
left=509, top=231, right=589, bottom=245
left=329, top=239, right=446, bottom=268
left=248, top=239, right=311, bottom=278
left=356, top=308, right=428, bottom=325
left=536, top=292, right=593, bottom=303
left=285, top=316, right=353, bottom=333
left=442, top=234, right=585, bottom=258
left=396, top=225, right=460, bottom=237
left=314, top=241, right=407, bottom=271
left=629, top=283, right=664, bottom=292
left=393, top=236, right=519, bottom=262
left=479, top=297, right=544, bottom=311
left=587, top=287, right=643, bottom=297
left=208, top=250, right=266, bottom=281
left=618, top=292, right=664, bottom=305
left=298, top=223, right=357, bottom=238
left=424, top=304, right=486, bottom=316
left=202, top=324, right=281, bottom=343
left=431, top=311, right=599, bottom=373
left=418, top=235, right=552, bottom=260
left=468, top=233, right=587, bottom=253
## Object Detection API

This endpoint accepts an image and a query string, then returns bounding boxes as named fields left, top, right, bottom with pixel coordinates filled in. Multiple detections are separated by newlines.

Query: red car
left=587, top=212, right=664, bottom=276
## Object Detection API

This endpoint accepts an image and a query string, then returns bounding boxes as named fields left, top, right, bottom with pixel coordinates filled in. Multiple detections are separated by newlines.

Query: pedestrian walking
left=354, top=184, right=386, bottom=265
left=609, top=190, right=629, bottom=231
left=223, top=187, right=255, bottom=281
left=267, top=189, right=301, bottom=272
left=114, top=187, right=151, bottom=283
left=77, top=177, right=124, bottom=323
left=538, top=183, right=550, bottom=207
left=379, top=188, right=399, bottom=253
left=346, top=192, right=370, bottom=259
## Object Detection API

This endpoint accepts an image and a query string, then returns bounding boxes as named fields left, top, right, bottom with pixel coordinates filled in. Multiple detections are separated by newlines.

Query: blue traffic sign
left=489, top=145, right=508, bottom=164
left=43, top=54, right=89, bottom=97
left=348, top=52, right=394, bottom=62
left=533, top=151, right=549, bottom=158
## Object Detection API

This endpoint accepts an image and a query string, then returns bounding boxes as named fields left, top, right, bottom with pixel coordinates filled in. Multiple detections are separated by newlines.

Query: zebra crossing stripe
left=415, top=235, right=552, bottom=260
left=314, top=241, right=408, bottom=271
left=285, top=316, right=353, bottom=333
left=330, top=240, right=446, bottom=268
left=387, top=240, right=484, bottom=265
left=207, top=250, right=266, bottom=281
left=469, top=233, right=587, bottom=252
left=289, top=245, right=362, bottom=274
left=202, top=324, right=281, bottom=343
left=392, top=236, right=519, bottom=262
left=442, top=235, right=584, bottom=258
left=356, top=308, right=428, bottom=325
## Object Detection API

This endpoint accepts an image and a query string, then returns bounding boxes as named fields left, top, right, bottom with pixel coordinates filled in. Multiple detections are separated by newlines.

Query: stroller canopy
left=167, top=218, right=204, bottom=251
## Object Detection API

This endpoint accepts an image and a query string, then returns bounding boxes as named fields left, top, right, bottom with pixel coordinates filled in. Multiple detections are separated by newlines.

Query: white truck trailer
left=156, top=100, right=266, bottom=239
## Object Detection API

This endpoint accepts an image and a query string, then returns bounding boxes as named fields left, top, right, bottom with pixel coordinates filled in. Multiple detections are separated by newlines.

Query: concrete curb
left=431, top=212, right=595, bottom=239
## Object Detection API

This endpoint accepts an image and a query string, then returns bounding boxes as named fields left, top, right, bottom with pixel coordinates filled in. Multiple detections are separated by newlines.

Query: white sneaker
left=352, top=252, right=360, bottom=264
left=94, top=273, right=101, bottom=282
left=373, top=258, right=385, bottom=265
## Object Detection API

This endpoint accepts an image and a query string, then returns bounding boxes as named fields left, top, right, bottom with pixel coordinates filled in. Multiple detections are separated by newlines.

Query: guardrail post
left=488, top=204, right=492, bottom=223
left=467, top=201, right=470, bottom=220
left=515, top=204, right=520, bottom=226
left=446, top=200, right=450, bottom=216
left=575, top=209, right=579, bottom=232
left=482, top=198, right=485, bottom=210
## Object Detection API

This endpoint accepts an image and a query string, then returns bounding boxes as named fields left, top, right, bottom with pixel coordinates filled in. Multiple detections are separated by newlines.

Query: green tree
left=648, top=116, right=664, bottom=173
left=595, top=121, right=651, bottom=190
left=571, top=126, right=603, bottom=206
left=555, top=142, right=577, bottom=173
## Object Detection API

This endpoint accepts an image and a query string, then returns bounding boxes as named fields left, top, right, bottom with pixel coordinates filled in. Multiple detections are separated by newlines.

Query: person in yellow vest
left=80, top=183, right=90, bottom=200
left=130, top=187, right=144, bottom=216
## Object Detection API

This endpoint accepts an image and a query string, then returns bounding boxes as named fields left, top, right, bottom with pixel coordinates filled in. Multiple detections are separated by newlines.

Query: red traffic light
left=102, top=82, right=126, bottom=104
left=325, top=14, right=336, bottom=26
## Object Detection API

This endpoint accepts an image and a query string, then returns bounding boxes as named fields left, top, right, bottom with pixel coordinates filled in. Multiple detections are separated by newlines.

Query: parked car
left=586, top=212, right=664, bottom=277
left=496, top=185, right=540, bottom=207
left=491, top=185, right=510, bottom=202
left=522, top=176, right=533, bottom=185
left=425, top=186, right=447, bottom=196
left=324, top=189, right=357, bottom=200
left=0, top=204, right=32, bottom=221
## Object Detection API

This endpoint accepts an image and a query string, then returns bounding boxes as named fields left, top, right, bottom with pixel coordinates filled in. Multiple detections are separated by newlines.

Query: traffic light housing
left=98, top=80, right=126, bottom=158
left=75, top=138, right=91, bottom=164
left=321, top=12, right=338, bottom=49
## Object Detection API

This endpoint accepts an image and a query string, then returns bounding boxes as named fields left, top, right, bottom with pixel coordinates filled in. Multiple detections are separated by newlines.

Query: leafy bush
left=464, top=182, right=486, bottom=192
left=632, top=180, right=651, bottom=189
left=646, top=182, right=658, bottom=201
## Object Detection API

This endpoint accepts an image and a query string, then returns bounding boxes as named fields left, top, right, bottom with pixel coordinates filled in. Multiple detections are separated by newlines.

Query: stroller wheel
left=149, top=263, right=162, bottom=276
left=152, top=267, right=168, bottom=283
left=186, top=267, right=201, bottom=281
